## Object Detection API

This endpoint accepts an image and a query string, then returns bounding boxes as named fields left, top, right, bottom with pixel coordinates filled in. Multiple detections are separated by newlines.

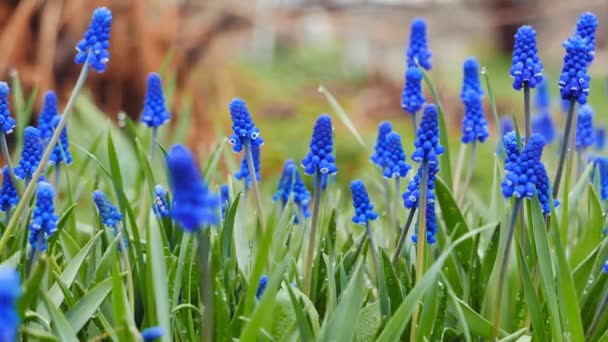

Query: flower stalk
left=304, top=171, right=322, bottom=296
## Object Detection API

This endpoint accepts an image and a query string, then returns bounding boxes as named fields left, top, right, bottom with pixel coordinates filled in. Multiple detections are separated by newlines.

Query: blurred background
left=0, top=0, right=606, bottom=185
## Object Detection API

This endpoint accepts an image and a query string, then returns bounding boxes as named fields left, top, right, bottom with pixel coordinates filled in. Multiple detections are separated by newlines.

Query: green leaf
left=66, top=277, right=113, bottom=332
left=417, top=281, right=440, bottom=339
left=376, top=225, right=494, bottom=341
left=92, top=234, right=121, bottom=284
left=453, top=296, right=495, bottom=339
left=481, top=68, right=501, bottom=150
left=571, top=186, right=603, bottom=268
left=285, top=281, right=319, bottom=340
left=381, top=249, right=404, bottom=312
left=435, top=177, right=472, bottom=269
left=355, top=301, right=382, bottom=341
left=318, top=85, right=367, bottom=149
left=41, top=291, right=79, bottom=342
left=146, top=217, right=173, bottom=341
left=18, top=256, right=48, bottom=316
left=221, top=193, right=240, bottom=261
left=529, top=197, right=563, bottom=339
left=318, top=262, right=366, bottom=342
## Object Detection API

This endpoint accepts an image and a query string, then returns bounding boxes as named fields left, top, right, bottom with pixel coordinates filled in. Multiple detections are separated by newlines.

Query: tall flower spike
left=0, top=82, right=15, bottom=134
left=411, top=104, right=445, bottom=164
left=29, top=182, right=58, bottom=251
left=406, top=18, right=431, bottom=70
left=461, top=90, right=489, bottom=144
left=141, top=73, right=170, bottom=128
left=37, top=90, right=59, bottom=143
left=153, top=185, right=170, bottom=218
left=592, top=157, right=608, bottom=200
left=403, top=162, right=438, bottom=209
left=0, top=266, right=20, bottom=342
left=273, top=160, right=311, bottom=222
left=383, top=132, right=411, bottom=178
left=576, top=104, right=595, bottom=150
left=371, top=121, right=392, bottom=167
left=235, top=143, right=261, bottom=188
left=501, top=134, right=545, bottom=199
left=503, top=131, right=520, bottom=169
left=167, top=144, right=219, bottom=231
left=461, top=57, right=483, bottom=100
left=228, top=98, right=263, bottom=153
left=401, top=66, right=425, bottom=115
left=531, top=112, right=555, bottom=144
left=595, top=127, right=605, bottom=150
left=559, top=35, right=591, bottom=104
left=220, top=184, right=230, bottom=219
left=93, top=190, right=122, bottom=229
left=350, top=180, right=378, bottom=225
left=301, top=114, right=338, bottom=176
left=412, top=200, right=437, bottom=244
left=534, top=162, right=555, bottom=214
left=49, top=116, right=73, bottom=166
left=0, top=166, right=18, bottom=212
left=75, top=7, right=112, bottom=73
left=575, top=12, right=598, bottom=64
left=535, top=78, right=550, bottom=111
left=510, top=25, right=543, bottom=90
left=15, top=127, right=43, bottom=181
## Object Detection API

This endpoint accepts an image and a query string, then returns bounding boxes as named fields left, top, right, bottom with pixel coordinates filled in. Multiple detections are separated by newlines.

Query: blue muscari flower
left=461, top=90, right=489, bottom=144
left=383, top=132, right=411, bottom=178
left=411, top=104, right=445, bottom=165
left=531, top=112, right=555, bottom=144
left=576, top=104, right=594, bottom=150
left=595, top=127, right=605, bottom=150
left=75, top=7, right=112, bottom=73
left=37, top=91, right=59, bottom=143
left=412, top=200, right=437, bottom=245
left=29, top=182, right=58, bottom=251
left=401, top=67, right=425, bottom=115
left=0, top=167, right=18, bottom=212
left=497, top=116, right=515, bottom=156
left=0, top=82, right=15, bottom=134
left=370, top=121, right=392, bottom=167
left=93, top=190, right=122, bottom=229
left=503, top=131, right=520, bottom=169
left=153, top=185, right=170, bottom=218
left=604, top=257, right=608, bottom=273
left=591, top=156, right=608, bottom=200
left=559, top=35, right=591, bottom=104
left=534, top=162, right=554, bottom=214
left=575, top=12, right=598, bottom=64
left=0, top=266, right=20, bottom=342
left=256, top=275, right=268, bottom=300
left=535, top=78, right=550, bottom=110
left=141, top=73, right=170, bottom=128
left=49, top=116, right=72, bottom=166
left=220, top=184, right=230, bottom=219
left=510, top=25, right=543, bottom=90
left=301, top=114, right=338, bottom=176
left=350, top=180, right=378, bottom=225
left=403, top=162, right=438, bottom=209
left=234, top=143, right=261, bottom=188
left=167, top=145, right=219, bottom=231
left=15, top=126, right=43, bottom=181
left=461, top=57, right=483, bottom=100
left=141, top=326, right=164, bottom=342
left=273, top=160, right=311, bottom=223
left=501, top=134, right=545, bottom=199
left=406, top=18, right=431, bottom=70
left=228, top=98, right=263, bottom=153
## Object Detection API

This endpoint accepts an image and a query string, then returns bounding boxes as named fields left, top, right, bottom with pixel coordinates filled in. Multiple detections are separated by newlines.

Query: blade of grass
left=317, top=85, right=366, bottom=149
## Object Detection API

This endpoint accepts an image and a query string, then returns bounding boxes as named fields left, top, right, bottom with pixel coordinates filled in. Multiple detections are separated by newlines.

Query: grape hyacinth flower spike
left=235, top=143, right=261, bottom=190
left=49, top=115, right=73, bottom=167
left=166, top=144, right=219, bottom=341
left=153, top=184, right=170, bottom=218
left=575, top=104, right=595, bottom=151
left=0, top=266, right=20, bottom=342
left=461, top=57, right=484, bottom=99
left=531, top=112, right=555, bottom=144
left=220, top=184, right=230, bottom=219
left=27, top=182, right=58, bottom=273
left=383, top=132, right=411, bottom=235
left=0, top=166, right=19, bottom=217
left=595, top=127, right=605, bottom=151
left=554, top=34, right=591, bottom=198
left=510, top=25, right=543, bottom=139
left=93, top=190, right=123, bottom=243
left=15, top=127, right=44, bottom=183
left=370, top=121, right=392, bottom=168
left=273, top=159, right=311, bottom=224
left=406, top=18, right=431, bottom=70
left=0, top=82, right=17, bottom=186
left=494, top=134, right=546, bottom=337
left=141, top=72, right=170, bottom=158
left=75, top=7, right=112, bottom=73
left=535, top=78, right=550, bottom=112
left=591, top=157, right=608, bottom=200
left=37, top=90, right=59, bottom=145
left=401, top=66, right=425, bottom=129
left=228, top=98, right=264, bottom=225
left=575, top=12, right=598, bottom=64
left=302, top=114, right=337, bottom=296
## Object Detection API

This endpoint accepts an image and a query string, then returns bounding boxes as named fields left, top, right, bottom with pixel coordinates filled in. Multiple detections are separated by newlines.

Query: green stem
left=365, top=221, right=388, bottom=316
left=523, top=83, right=530, bottom=139
left=383, top=177, right=391, bottom=232
left=492, top=198, right=523, bottom=339
left=150, top=127, right=158, bottom=162
left=392, top=176, right=401, bottom=238
left=304, top=171, right=322, bottom=296
left=392, top=207, right=416, bottom=266
left=452, top=143, right=466, bottom=198
left=459, top=142, right=477, bottom=205
left=586, top=286, right=608, bottom=340
left=198, top=229, right=214, bottom=342
left=244, top=140, right=264, bottom=228
left=553, top=99, right=576, bottom=198
left=0, top=132, right=20, bottom=195
left=412, top=112, right=418, bottom=135
left=411, top=161, right=429, bottom=341
left=0, top=62, right=89, bottom=254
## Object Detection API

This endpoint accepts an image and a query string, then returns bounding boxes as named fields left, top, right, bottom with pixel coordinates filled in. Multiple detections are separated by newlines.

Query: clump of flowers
left=406, top=18, right=432, bottom=70
left=370, top=121, right=392, bottom=167
left=141, top=72, right=170, bottom=128
left=29, top=182, right=58, bottom=252
left=75, top=7, right=113, bottom=72
left=509, top=25, right=543, bottom=90
left=15, top=127, right=44, bottom=182
left=0, top=82, right=15, bottom=134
